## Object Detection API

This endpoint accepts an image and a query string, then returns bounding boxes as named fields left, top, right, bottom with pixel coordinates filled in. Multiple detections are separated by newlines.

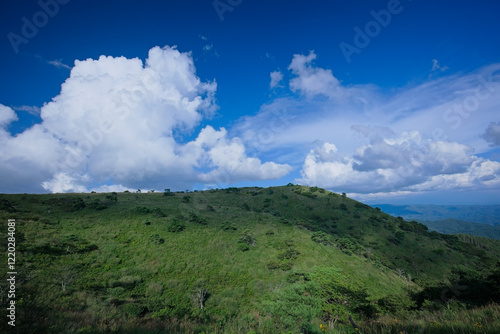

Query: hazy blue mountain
left=373, top=204, right=500, bottom=226
left=420, top=218, right=500, bottom=240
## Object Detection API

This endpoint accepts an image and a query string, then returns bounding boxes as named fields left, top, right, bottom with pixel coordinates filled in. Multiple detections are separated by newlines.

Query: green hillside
left=1, top=185, right=499, bottom=333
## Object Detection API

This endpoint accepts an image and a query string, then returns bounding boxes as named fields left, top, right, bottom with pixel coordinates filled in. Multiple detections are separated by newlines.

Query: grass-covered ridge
left=1, top=185, right=499, bottom=333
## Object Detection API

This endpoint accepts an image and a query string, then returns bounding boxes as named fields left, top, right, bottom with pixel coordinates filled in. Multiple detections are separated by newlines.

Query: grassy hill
left=1, top=185, right=499, bottom=333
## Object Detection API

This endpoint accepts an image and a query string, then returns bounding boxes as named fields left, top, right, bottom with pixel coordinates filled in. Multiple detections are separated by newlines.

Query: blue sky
left=1, top=0, right=499, bottom=205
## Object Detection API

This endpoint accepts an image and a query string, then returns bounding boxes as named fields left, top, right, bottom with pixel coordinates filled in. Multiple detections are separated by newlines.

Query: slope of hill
left=374, top=204, right=500, bottom=226
left=1, top=185, right=499, bottom=333
left=421, top=218, right=500, bottom=240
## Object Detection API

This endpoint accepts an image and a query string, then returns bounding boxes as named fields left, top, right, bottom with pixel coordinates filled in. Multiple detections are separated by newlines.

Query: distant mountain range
left=373, top=204, right=500, bottom=240
left=373, top=204, right=500, bottom=226
left=419, top=218, right=500, bottom=240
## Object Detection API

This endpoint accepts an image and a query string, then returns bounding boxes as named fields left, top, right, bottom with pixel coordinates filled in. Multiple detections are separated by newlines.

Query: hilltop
left=1, top=185, right=499, bottom=333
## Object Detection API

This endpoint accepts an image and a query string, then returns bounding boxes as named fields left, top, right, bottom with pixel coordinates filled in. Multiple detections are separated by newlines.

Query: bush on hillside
left=168, top=219, right=185, bottom=233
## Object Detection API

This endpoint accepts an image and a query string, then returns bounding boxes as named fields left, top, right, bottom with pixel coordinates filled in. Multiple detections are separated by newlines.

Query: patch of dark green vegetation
left=0, top=185, right=499, bottom=333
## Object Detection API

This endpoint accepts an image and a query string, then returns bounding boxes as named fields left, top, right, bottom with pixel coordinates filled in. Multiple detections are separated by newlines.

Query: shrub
left=105, top=192, right=118, bottom=202
left=302, top=192, right=318, bottom=199
left=355, top=202, right=370, bottom=209
left=149, top=233, right=165, bottom=245
left=88, top=199, right=107, bottom=210
left=189, top=212, right=207, bottom=225
left=72, top=197, right=86, bottom=211
left=409, top=220, right=429, bottom=234
left=108, top=286, right=125, bottom=297
left=267, top=261, right=279, bottom=270
left=395, top=231, right=406, bottom=241
left=277, top=248, right=300, bottom=261
left=135, top=206, right=151, bottom=214
left=182, top=195, right=191, bottom=203
left=168, top=220, right=185, bottom=233
left=286, top=273, right=302, bottom=284
left=279, top=218, right=290, bottom=225
left=123, top=303, right=145, bottom=317
left=279, top=261, right=293, bottom=271
left=225, top=187, right=240, bottom=193
left=263, top=198, right=272, bottom=208
left=421, top=299, right=445, bottom=312
left=432, top=248, right=445, bottom=255
left=222, top=221, right=237, bottom=231
left=311, top=232, right=331, bottom=246
left=311, top=267, right=372, bottom=323
left=239, top=229, right=256, bottom=246
left=151, top=208, right=166, bottom=217
left=0, top=199, right=17, bottom=212
left=237, top=243, right=250, bottom=252
left=116, top=275, right=142, bottom=288
left=301, top=322, right=321, bottom=334
left=262, top=282, right=322, bottom=330
left=146, top=282, right=163, bottom=296
left=335, top=237, right=362, bottom=255
left=388, top=234, right=401, bottom=245
left=377, top=291, right=416, bottom=314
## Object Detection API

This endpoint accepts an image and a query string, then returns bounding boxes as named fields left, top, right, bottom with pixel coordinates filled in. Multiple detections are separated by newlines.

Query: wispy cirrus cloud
left=233, top=51, right=500, bottom=200
left=48, top=59, right=71, bottom=70
left=199, top=34, right=219, bottom=57
left=431, top=59, right=449, bottom=73
left=11, top=105, right=41, bottom=116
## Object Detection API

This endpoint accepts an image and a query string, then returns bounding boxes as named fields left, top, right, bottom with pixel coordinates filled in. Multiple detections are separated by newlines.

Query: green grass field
left=1, top=185, right=499, bottom=333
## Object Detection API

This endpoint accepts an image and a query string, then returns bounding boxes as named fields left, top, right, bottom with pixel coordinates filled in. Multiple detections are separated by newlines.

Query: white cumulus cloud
left=288, top=51, right=345, bottom=100
left=296, top=130, right=500, bottom=195
left=270, top=70, right=283, bottom=89
left=0, top=46, right=291, bottom=193
left=482, top=121, right=500, bottom=147
left=231, top=51, right=500, bottom=201
left=0, top=105, right=18, bottom=129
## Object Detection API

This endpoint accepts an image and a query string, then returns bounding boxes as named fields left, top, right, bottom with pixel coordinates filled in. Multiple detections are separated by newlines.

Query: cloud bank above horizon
left=1, top=46, right=499, bottom=202
left=234, top=51, right=500, bottom=201
left=0, top=46, right=292, bottom=193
